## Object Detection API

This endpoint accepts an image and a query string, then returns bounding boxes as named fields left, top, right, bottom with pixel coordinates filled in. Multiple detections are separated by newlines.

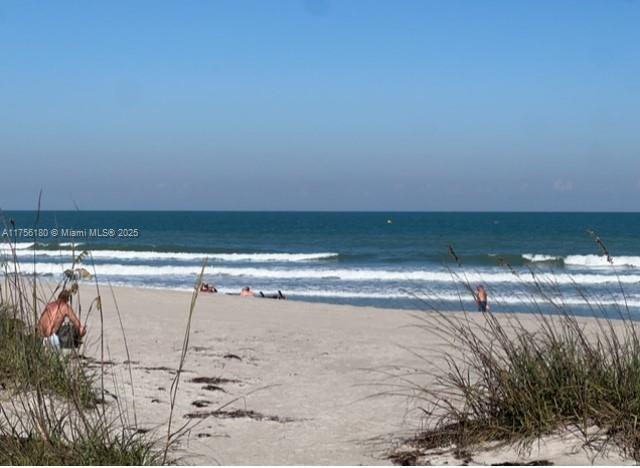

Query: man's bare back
left=475, top=285, right=488, bottom=312
left=38, top=290, right=86, bottom=338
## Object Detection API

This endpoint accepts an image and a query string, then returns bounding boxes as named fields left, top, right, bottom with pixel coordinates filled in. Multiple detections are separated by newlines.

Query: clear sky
left=1, top=0, right=639, bottom=211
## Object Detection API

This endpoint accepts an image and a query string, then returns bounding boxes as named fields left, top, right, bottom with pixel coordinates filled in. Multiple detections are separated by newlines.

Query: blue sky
left=1, top=0, right=639, bottom=211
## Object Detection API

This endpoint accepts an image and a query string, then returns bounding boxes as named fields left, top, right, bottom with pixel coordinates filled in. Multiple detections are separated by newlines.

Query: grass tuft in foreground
left=0, top=232, right=169, bottom=465
left=0, top=291, right=166, bottom=464
left=409, top=310, right=640, bottom=458
left=0, top=313, right=96, bottom=408
left=0, top=428, right=162, bottom=465
left=392, top=236, right=640, bottom=463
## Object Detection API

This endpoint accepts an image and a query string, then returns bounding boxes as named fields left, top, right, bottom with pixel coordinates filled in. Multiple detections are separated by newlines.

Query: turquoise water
left=2, top=211, right=640, bottom=316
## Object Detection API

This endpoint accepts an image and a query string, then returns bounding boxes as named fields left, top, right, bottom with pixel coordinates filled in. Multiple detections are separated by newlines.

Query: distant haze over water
left=2, top=211, right=640, bottom=317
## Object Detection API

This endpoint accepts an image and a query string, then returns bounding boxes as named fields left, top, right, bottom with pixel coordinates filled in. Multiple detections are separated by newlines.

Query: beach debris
left=184, top=409, right=295, bottom=423
left=191, top=399, right=212, bottom=408
left=454, top=448, right=473, bottom=465
left=223, top=353, right=242, bottom=361
left=140, top=365, right=179, bottom=374
left=388, top=450, right=421, bottom=466
left=79, top=355, right=115, bottom=366
left=190, top=376, right=239, bottom=385
left=202, top=385, right=226, bottom=393
left=491, top=461, right=553, bottom=466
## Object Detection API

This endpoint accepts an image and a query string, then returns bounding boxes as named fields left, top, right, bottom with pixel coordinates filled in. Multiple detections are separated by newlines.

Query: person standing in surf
left=476, top=285, right=488, bottom=312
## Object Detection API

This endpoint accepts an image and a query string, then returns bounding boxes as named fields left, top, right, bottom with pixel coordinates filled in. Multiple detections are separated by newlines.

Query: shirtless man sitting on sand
left=38, top=289, right=86, bottom=350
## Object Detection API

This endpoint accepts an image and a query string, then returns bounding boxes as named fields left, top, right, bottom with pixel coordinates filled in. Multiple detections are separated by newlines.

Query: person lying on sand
left=258, top=290, right=287, bottom=300
left=240, top=286, right=255, bottom=297
left=200, top=282, right=217, bottom=293
left=38, top=289, right=86, bottom=350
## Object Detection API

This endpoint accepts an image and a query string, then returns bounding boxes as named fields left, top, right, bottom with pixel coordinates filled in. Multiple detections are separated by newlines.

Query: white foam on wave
left=0, top=242, right=83, bottom=253
left=206, top=252, right=337, bottom=262
left=523, top=253, right=640, bottom=268
left=8, top=262, right=640, bottom=285
left=4, top=249, right=338, bottom=263
left=0, top=242, right=34, bottom=250
left=564, top=254, right=640, bottom=268
left=7, top=246, right=637, bottom=269
left=522, top=254, right=562, bottom=263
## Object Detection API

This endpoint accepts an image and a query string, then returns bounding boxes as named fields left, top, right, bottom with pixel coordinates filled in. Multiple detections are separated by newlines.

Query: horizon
left=3, top=208, right=640, bottom=214
left=1, top=0, right=639, bottom=211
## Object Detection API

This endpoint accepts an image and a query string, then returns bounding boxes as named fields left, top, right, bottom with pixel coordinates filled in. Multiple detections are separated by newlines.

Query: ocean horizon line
left=2, top=209, right=640, bottom=214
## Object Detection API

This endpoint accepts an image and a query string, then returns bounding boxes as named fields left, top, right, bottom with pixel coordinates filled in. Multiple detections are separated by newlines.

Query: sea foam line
left=8, top=262, right=640, bottom=285
left=5, top=246, right=637, bottom=268
left=98, top=281, right=640, bottom=309
left=284, top=289, right=640, bottom=308
left=0, top=242, right=37, bottom=250
left=1, top=249, right=339, bottom=263
left=0, top=242, right=82, bottom=250
left=523, top=253, right=640, bottom=268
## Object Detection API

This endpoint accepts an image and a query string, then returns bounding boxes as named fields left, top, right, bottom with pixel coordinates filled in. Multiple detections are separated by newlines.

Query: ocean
left=2, top=211, right=640, bottom=317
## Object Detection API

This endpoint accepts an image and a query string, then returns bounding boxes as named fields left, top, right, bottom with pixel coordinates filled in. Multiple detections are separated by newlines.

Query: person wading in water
left=476, top=285, right=488, bottom=312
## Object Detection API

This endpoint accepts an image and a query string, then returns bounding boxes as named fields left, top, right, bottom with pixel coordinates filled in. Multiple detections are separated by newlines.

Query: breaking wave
left=2, top=249, right=339, bottom=263
left=524, top=253, right=640, bottom=268
left=10, top=262, right=640, bottom=285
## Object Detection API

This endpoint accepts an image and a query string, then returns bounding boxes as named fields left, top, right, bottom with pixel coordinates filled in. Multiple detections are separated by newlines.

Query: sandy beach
left=43, top=283, right=632, bottom=465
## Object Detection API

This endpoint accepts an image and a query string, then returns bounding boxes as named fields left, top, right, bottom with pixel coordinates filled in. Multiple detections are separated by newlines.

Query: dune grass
left=406, top=309, right=640, bottom=458
left=392, top=235, right=640, bottom=463
left=0, top=212, right=199, bottom=465
left=0, top=425, right=161, bottom=465
left=0, top=277, right=166, bottom=465
left=0, top=312, right=97, bottom=408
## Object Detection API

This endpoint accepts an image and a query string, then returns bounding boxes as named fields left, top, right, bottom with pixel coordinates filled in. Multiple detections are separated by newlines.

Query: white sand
left=51, top=284, right=632, bottom=465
